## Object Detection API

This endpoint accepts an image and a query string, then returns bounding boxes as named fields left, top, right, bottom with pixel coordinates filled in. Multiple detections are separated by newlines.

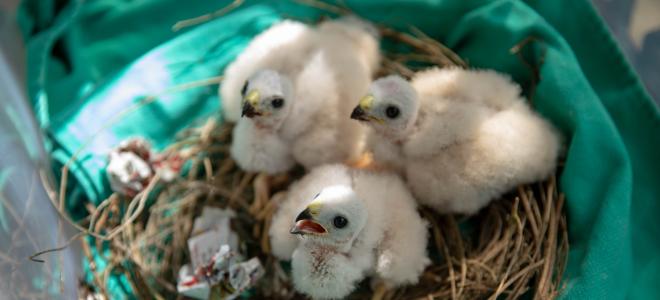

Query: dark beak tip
left=350, top=107, right=368, bottom=121
left=241, top=102, right=259, bottom=118
left=295, top=208, right=313, bottom=222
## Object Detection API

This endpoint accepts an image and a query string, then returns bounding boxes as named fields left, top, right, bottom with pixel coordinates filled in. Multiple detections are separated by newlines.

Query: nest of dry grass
left=77, top=117, right=567, bottom=300
left=31, top=1, right=569, bottom=299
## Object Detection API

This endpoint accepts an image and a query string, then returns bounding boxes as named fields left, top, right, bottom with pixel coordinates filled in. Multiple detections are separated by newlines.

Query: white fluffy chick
left=220, top=20, right=319, bottom=122
left=350, top=67, right=561, bottom=215
left=269, top=164, right=430, bottom=299
left=223, top=18, right=380, bottom=174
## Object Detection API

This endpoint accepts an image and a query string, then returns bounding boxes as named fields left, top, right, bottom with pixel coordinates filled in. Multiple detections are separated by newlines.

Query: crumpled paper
left=105, top=137, right=182, bottom=196
left=177, top=208, right=264, bottom=300
left=177, top=246, right=265, bottom=300
left=227, top=257, right=264, bottom=295
left=151, top=151, right=183, bottom=182
left=106, top=138, right=152, bottom=197
left=188, top=207, right=239, bottom=270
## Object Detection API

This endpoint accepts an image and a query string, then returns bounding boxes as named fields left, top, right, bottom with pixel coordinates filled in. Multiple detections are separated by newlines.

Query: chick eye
left=385, top=105, right=400, bottom=119
left=271, top=98, right=285, bottom=109
left=241, top=81, right=248, bottom=96
left=333, top=215, right=348, bottom=229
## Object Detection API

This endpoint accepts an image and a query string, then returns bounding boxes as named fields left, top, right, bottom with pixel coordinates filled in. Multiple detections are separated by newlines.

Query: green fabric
left=17, top=0, right=660, bottom=299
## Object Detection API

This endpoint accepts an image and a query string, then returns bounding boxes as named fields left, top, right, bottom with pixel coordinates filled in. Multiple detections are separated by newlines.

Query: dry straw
left=28, top=1, right=568, bottom=299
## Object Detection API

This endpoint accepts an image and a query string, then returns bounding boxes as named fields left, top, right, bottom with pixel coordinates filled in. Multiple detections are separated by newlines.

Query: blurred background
left=0, top=0, right=657, bottom=299
left=1, top=1, right=79, bottom=300
left=593, top=0, right=659, bottom=102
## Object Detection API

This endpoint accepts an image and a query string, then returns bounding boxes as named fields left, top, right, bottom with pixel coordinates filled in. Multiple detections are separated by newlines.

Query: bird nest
left=76, top=117, right=568, bottom=300
left=38, top=2, right=568, bottom=299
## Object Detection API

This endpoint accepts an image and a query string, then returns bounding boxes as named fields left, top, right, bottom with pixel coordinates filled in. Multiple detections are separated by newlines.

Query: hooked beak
left=290, top=207, right=327, bottom=235
left=350, top=106, right=368, bottom=121
left=351, top=94, right=375, bottom=122
left=241, top=90, right=261, bottom=118
left=241, top=102, right=260, bottom=118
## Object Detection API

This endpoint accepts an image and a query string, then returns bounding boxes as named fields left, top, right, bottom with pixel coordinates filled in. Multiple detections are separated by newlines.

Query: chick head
left=290, top=185, right=367, bottom=252
left=350, top=75, right=418, bottom=138
left=240, top=69, right=294, bottom=129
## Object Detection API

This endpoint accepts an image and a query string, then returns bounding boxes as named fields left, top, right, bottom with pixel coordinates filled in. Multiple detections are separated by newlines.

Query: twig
left=29, top=232, right=84, bottom=263
left=292, top=0, right=351, bottom=15
left=172, top=0, right=245, bottom=31
left=510, top=36, right=547, bottom=104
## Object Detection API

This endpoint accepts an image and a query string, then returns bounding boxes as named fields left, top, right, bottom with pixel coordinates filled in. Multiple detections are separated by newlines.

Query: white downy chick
left=225, top=17, right=380, bottom=174
left=269, top=164, right=430, bottom=299
left=351, top=67, right=561, bottom=215
left=220, top=20, right=319, bottom=122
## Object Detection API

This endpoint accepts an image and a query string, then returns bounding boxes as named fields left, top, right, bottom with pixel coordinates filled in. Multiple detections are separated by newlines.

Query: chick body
left=356, top=68, right=561, bottom=214
left=222, top=18, right=379, bottom=174
left=269, top=164, right=430, bottom=299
